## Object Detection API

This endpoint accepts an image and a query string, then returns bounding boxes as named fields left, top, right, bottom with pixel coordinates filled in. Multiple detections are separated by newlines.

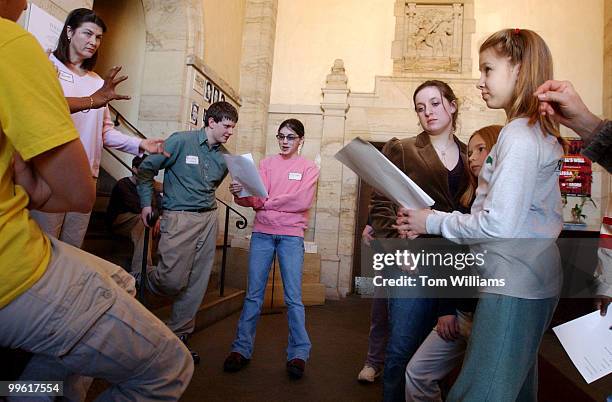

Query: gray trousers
left=147, top=210, right=218, bottom=336
left=405, top=310, right=473, bottom=402
left=30, top=210, right=91, bottom=249
left=0, top=237, right=194, bottom=401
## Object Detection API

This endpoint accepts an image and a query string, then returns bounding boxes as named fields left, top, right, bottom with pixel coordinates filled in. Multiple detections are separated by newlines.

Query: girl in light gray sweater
left=396, top=29, right=566, bottom=402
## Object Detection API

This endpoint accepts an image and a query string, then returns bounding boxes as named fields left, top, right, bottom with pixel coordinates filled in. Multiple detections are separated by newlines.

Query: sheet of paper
left=223, top=153, right=268, bottom=198
left=26, top=3, right=62, bottom=52
left=552, top=310, right=612, bottom=384
left=335, top=137, right=434, bottom=209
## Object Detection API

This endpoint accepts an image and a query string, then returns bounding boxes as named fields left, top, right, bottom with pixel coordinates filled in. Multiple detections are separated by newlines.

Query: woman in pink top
left=223, top=119, right=319, bottom=379
left=31, top=8, right=164, bottom=248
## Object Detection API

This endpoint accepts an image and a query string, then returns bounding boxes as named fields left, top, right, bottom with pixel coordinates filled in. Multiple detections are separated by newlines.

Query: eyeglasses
left=276, top=134, right=300, bottom=142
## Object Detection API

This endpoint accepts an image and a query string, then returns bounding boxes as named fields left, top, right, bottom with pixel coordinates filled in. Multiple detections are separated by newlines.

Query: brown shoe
left=223, top=352, right=250, bottom=372
left=286, top=358, right=305, bottom=379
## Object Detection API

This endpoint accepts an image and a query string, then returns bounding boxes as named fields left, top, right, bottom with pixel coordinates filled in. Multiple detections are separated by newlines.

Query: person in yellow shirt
left=0, top=1, right=192, bottom=400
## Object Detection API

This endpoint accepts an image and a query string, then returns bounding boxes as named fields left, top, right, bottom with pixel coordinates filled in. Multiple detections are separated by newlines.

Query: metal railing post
left=216, top=199, right=248, bottom=297
left=220, top=207, right=230, bottom=297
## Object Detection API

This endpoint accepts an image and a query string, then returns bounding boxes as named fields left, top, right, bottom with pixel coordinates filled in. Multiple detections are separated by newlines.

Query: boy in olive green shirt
left=138, top=101, right=238, bottom=363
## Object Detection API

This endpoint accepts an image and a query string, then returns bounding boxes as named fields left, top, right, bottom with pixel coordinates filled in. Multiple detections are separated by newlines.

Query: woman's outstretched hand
left=92, top=66, right=131, bottom=108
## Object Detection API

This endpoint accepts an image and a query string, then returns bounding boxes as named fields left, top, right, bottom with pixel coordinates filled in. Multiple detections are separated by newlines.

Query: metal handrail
left=104, top=108, right=248, bottom=296
left=216, top=197, right=248, bottom=225
left=108, top=104, right=146, bottom=139
left=103, top=146, right=133, bottom=172
left=216, top=198, right=248, bottom=297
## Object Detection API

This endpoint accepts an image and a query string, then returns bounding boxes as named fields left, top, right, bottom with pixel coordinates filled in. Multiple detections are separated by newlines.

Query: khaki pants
left=0, top=238, right=194, bottom=401
left=147, top=210, right=218, bottom=336
left=30, top=210, right=92, bottom=248
left=112, top=212, right=152, bottom=273
left=405, top=310, right=473, bottom=402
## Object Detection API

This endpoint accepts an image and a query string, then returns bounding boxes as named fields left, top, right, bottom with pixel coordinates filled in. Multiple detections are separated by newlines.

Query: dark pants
left=383, top=297, right=437, bottom=402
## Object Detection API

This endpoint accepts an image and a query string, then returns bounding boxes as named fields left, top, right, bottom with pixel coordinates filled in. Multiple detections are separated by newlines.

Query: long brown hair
left=53, top=8, right=107, bottom=72
left=459, top=125, right=503, bottom=208
left=413, top=80, right=459, bottom=132
left=479, top=29, right=566, bottom=150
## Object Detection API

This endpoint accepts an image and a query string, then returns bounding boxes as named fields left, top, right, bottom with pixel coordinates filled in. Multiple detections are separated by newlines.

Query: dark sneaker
left=223, top=352, right=250, bottom=372
left=178, top=334, right=200, bottom=365
left=286, top=358, right=305, bottom=379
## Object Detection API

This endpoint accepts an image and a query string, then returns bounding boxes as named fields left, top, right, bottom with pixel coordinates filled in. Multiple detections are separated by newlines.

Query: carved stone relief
left=392, top=1, right=474, bottom=76
left=406, top=4, right=461, bottom=72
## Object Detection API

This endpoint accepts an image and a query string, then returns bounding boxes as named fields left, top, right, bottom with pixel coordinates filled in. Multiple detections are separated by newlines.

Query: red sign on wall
left=559, top=139, right=592, bottom=196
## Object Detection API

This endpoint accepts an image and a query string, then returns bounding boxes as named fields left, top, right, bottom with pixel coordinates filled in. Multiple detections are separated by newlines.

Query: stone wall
left=94, top=0, right=146, bottom=125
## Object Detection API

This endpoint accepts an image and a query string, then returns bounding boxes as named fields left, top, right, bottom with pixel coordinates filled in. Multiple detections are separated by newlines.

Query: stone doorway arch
left=137, top=0, right=205, bottom=138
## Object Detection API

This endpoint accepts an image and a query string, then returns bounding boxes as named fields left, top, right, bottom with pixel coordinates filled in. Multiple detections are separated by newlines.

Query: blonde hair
left=480, top=29, right=566, bottom=150
left=459, top=125, right=503, bottom=208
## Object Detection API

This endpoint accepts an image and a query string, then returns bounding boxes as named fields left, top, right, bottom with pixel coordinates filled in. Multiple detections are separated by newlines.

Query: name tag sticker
left=288, top=172, right=302, bottom=181
left=58, top=71, right=74, bottom=83
left=186, top=155, right=199, bottom=165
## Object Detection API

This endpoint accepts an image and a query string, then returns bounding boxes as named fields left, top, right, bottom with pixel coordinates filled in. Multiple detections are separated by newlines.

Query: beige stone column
left=236, top=0, right=278, bottom=162
left=315, top=60, right=350, bottom=299
left=137, top=0, right=204, bottom=138
left=225, top=0, right=278, bottom=233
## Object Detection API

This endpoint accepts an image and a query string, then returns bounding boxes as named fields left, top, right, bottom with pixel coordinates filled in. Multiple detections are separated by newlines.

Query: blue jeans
left=383, top=296, right=438, bottom=402
left=231, top=233, right=311, bottom=361
left=447, top=294, right=558, bottom=402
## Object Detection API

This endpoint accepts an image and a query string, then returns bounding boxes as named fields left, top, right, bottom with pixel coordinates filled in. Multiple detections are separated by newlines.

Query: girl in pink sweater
left=224, top=119, right=319, bottom=379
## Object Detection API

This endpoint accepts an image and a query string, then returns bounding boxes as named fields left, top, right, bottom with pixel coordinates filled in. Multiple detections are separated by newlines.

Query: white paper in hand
left=335, top=138, right=434, bottom=209
left=552, top=310, right=612, bottom=384
left=223, top=153, right=268, bottom=198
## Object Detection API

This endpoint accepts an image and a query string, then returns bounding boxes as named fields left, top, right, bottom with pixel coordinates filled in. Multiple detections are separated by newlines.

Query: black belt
left=166, top=207, right=216, bottom=213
